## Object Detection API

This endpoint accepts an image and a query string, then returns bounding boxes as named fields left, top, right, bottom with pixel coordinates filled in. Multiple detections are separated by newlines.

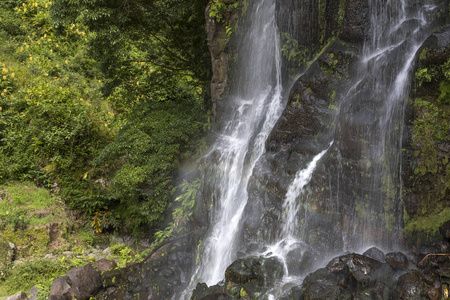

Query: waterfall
left=254, top=2, right=438, bottom=297
left=335, top=0, right=437, bottom=250
left=183, top=0, right=284, bottom=295
left=281, top=141, right=333, bottom=238
left=180, top=0, right=440, bottom=298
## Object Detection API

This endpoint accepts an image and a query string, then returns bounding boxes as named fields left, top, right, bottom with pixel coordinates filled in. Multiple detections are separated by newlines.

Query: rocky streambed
left=191, top=220, right=450, bottom=300
left=6, top=220, right=446, bottom=300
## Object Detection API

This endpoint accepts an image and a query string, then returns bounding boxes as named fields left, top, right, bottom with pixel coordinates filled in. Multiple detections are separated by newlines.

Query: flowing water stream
left=183, top=0, right=439, bottom=298
left=334, top=0, right=437, bottom=250
left=183, top=0, right=284, bottom=296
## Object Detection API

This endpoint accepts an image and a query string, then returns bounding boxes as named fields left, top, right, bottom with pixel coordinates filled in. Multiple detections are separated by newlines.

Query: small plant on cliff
left=153, top=178, right=200, bottom=246
left=209, top=0, right=239, bottom=23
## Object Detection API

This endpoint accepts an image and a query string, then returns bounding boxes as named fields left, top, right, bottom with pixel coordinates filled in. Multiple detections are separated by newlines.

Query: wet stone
left=385, top=252, right=408, bottom=270
left=93, top=258, right=117, bottom=273
left=302, top=268, right=343, bottom=300
left=397, top=271, right=427, bottom=300
left=225, top=256, right=284, bottom=287
left=363, top=247, right=386, bottom=263
left=440, top=220, right=450, bottom=242
left=326, top=256, right=347, bottom=274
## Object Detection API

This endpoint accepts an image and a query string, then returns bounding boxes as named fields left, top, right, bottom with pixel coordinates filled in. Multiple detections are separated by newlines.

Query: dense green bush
left=0, top=0, right=210, bottom=234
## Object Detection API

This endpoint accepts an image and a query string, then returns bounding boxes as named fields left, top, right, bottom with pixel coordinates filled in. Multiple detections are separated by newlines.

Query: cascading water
left=180, top=0, right=441, bottom=298
left=183, top=0, right=284, bottom=296
left=281, top=142, right=333, bottom=238
left=252, top=1, right=440, bottom=297
left=334, top=0, right=438, bottom=250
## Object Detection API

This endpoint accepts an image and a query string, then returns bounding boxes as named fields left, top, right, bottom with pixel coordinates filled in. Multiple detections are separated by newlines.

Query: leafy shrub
left=2, top=258, right=66, bottom=296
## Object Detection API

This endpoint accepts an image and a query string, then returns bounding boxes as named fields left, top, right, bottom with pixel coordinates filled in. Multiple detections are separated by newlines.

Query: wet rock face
left=240, top=0, right=383, bottom=254
left=340, top=0, right=370, bottom=44
left=363, top=247, right=386, bottom=262
left=205, top=1, right=239, bottom=116
left=242, top=36, right=363, bottom=250
left=191, top=256, right=284, bottom=300
left=385, top=252, right=409, bottom=270
left=225, top=256, right=284, bottom=288
left=280, top=249, right=448, bottom=300
left=402, top=24, right=450, bottom=247
left=441, top=221, right=450, bottom=242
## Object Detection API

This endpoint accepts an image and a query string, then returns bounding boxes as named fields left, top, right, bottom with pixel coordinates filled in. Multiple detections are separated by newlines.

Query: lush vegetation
left=0, top=0, right=211, bottom=234
left=403, top=47, right=450, bottom=239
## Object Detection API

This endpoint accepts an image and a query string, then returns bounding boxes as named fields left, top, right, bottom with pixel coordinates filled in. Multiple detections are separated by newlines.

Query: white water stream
left=182, top=0, right=438, bottom=298
left=183, top=0, right=284, bottom=296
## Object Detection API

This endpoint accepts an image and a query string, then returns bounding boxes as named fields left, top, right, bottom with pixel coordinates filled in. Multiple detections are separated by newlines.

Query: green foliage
left=46, top=0, right=211, bottom=233
left=281, top=33, right=310, bottom=67
left=110, top=243, right=137, bottom=267
left=209, top=0, right=239, bottom=23
left=415, top=67, right=435, bottom=86
left=0, top=0, right=211, bottom=235
left=338, top=0, right=348, bottom=28
left=405, top=52, right=450, bottom=240
left=0, top=182, right=56, bottom=230
left=438, top=58, right=450, bottom=104
left=412, top=99, right=446, bottom=174
left=153, top=178, right=201, bottom=246
left=1, top=258, right=66, bottom=297
left=0, top=0, right=110, bottom=192
left=88, top=98, right=205, bottom=231
left=404, top=207, right=450, bottom=236
left=51, top=0, right=211, bottom=89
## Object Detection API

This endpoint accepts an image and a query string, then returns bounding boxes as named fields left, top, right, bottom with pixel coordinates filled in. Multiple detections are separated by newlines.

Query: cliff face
left=233, top=0, right=450, bottom=256
left=403, top=25, right=450, bottom=246
left=191, top=1, right=450, bottom=298
left=205, top=1, right=240, bottom=117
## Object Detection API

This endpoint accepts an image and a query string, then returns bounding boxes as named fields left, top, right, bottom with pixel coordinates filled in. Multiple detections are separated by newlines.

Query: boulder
left=67, top=264, right=102, bottom=299
left=49, top=277, right=72, bottom=300
left=225, top=256, right=284, bottom=287
left=385, top=252, right=408, bottom=270
left=302, top=267, right=344, bottom=299
left=224, top=256, right=284, bottom=299
left=397, top=271, right=427, bottom=300
left=5, top=291, right=27, bottom=300
left=362, top=247, right=385, bottom=263
left=93, top=258, right=117, bottom=273
left=28, top=286, right=39, bottom=300
left=338, top=253, right=384, bottom=288
left=440, top=220, right=450, bottom=242
left=190, top=282, right=232, bottom=300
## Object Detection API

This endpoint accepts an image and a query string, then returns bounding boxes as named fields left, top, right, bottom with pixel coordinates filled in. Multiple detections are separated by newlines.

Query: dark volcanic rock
left=363, top=247, right=386, bottom=263
left=397, top=271, right=427, bottom=300
left=339, top=253, right=385, bottom=287
left=93, top=258, right=117, bottom=273
left=385, top=252, right=409, bottom=270
left=340, top=0, right=370, bottom=44
left=440, top=220, right=450, bottom=242
left=222, top=256, right=284, bottom=299
left=49, top=277, right=72, bottom=300
left=66, top=264, right=102, bottom=300
left=299, top=252, right=398, bottom=300
left=225, top=256, right=284, bottom=287
left=285, top=242, right=319, bottom=276
left=302, top=268, right=344, bottom=299
left=191, top=283, right=232, bottom=300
